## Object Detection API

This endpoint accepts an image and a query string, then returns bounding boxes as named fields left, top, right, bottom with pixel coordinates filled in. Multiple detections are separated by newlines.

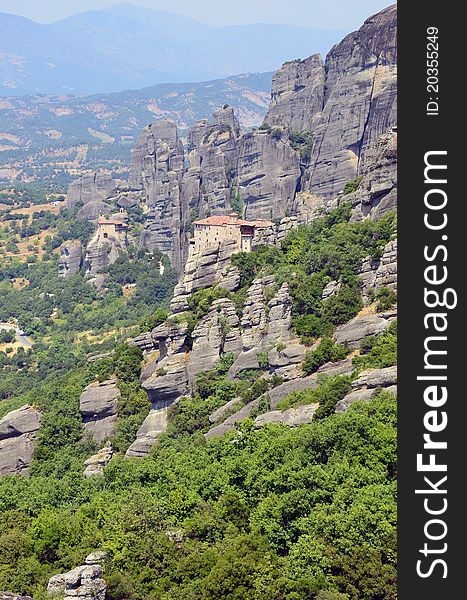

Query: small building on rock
left=192, top=213, right=274, bottom=253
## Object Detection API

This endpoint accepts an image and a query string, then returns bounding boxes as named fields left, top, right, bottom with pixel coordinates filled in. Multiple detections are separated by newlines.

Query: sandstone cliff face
left=348, top=129, right=397, bottom=222
left=303, top=4, right=397, bottom=198
left=129, top=120, right=186, bottom=271
left=236, top=129, right=301, bottom=220
left=0, top=405, right=41, bottom=477
left=66, top=172, right=116, bottom=209
left=264, top=54, right=324, bottom=131
left=184, top=106, right=240, bottom=219
left=58, top=240, right=83, bottom=278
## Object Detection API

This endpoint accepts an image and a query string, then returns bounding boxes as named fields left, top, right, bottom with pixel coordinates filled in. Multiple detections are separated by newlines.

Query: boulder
left=254, top=404, right=319, bottom=428
left=334, top=313, right=394, bottom=348
left=0, top=405, right=41, bottom=477
left=47, top=554, right=107, bottom=600
left=352, top=366, right=397, bottom=389
left=335, top=385, right=397, bottom=413
left=79, top=380, right=120, bottom=444
left=83, top=444, right=113, bottom=478
left=125, top=400, right=172, bottom=458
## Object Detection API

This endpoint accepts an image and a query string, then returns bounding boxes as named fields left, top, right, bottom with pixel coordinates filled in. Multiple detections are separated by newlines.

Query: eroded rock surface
left=264, top=54, right=324, bottom=131
left=0, top=405, right=41, bottom=477
left=254, top=404, right=319, bottom=428
left=303, top=5, right=397, bottom=198
left=59, top=240, right=83, bottom=278
left=334, top=312, right=395, bottom=349
left=47, top=553, right=107, bottom=600
left=83, top=444, right=113, bottom=478
left=79, top=380, right=120, bottom=444
left=66, top=172, right=116, bottom=209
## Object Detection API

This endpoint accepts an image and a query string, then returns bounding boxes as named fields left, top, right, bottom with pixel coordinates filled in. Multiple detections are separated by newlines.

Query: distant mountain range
left=0, top=3, right=345, bottom=96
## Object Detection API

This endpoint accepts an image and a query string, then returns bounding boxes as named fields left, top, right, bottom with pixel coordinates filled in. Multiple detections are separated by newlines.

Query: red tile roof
left=194, top=214, right=274, bottom=228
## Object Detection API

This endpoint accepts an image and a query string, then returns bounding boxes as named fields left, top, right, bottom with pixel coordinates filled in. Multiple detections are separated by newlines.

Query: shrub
left=353, top=320, right=397, bottom=370
left=278, top=375, right=351, bottom=418
left=302, top=338, right=349, bottom=375
left=376, top=286, right=397, bottom=311
left=289, top=129, right=314, bottom=161
left=342, top=176, right=363, bottom=195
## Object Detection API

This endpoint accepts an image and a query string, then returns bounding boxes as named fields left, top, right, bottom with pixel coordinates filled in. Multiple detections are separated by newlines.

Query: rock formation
left=47, top=552, right=107, bottom=600
left=127, top=276, right=298, bottom=455
left=79, top=380, right=120, bottom=444
left=76, top=200, right=112, bottom=222
left=170, top=240, right=241, bottom=313
left=0, top=593, right=33, bottom=600
left=264, top=54, right=324, bottom=131
left=60, top=6, right=396, bottom=279
left=358, top=239, right=397, bottom=302
left=0, top=405, right=41, bottom=477
left=184, top=107, right=240, bottom=218
left=125, top=401, right=171, bottom=458
left=302, top=5, right=397, bottom=199
left=58, top=240, right=83, bottom=278
left=83, top=444, right=113, bottom=478
left=335, top=366, right=397, bottom=413
left=236, top=128, right=301, bottom=220
left=254, top=404, right=319, bottom=428
left=66, top=172, right=116, bottom=209
left=129, top=120, right=186, bottom=271
left=85, top=212, right=129, bottom=275
left=348, top=129, right=397, bottom=221
left=333, top=310, right=396, bottom=349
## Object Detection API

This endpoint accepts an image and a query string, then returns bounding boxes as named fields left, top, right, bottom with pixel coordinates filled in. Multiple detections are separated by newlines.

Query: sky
left=0, top=0, right=393, bottom=30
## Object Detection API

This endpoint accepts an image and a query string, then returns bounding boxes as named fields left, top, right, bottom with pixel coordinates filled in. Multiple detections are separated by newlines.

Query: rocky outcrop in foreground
left=47, top=552, right=107, bottom=600
left=0, top=593, right=33, bottom=600
left=0, top=405, right=41, bottom=477
left=79, top=380, right=120, bottom=444
left=254, top=404, right=319, bottom=428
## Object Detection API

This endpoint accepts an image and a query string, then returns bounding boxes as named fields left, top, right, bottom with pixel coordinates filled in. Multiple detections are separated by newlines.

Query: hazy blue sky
left=0, top=1, right=393, bottom=30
